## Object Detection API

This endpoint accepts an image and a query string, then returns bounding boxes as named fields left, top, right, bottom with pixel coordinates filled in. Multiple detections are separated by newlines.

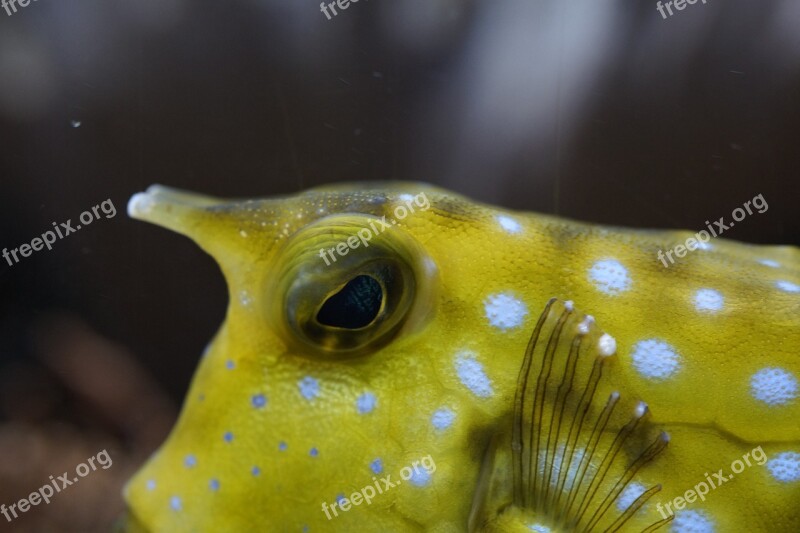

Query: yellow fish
left=120, top=183, right=800, bottom=532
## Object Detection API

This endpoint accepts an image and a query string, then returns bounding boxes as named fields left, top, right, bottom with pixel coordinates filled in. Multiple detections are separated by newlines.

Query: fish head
left=121, top=183, right=530, bottom=531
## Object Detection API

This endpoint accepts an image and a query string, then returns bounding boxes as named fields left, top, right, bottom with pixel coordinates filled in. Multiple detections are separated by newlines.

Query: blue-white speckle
left=694, top=288, right=724, bottom=313
left=631, top=339, right=682, bottom=380
left=170, top=496, right=182, bottom=512
left=252, top=393, right=267, bottom=408
left=616, top=482, right=647, bottom=512
left=455, top=352, right=494, bottom=398
left=299, top=376, right=320, bottom=400
left=357, top=392, right=377, bottom=414
left=589, top=259, right=631, bottom=295
left=766, top=451, right=800, bottom=483
left=409, top=467, right=431, bottom=487
left=496, top=214, right=522, bottom=234
left=370, top=458, right=383, bottom=475
left=670, top=509, right=715, bottom=533
left=484, top=292, right=528, bottom=331
left=776, top=280, right=800, bottom=293
left=432, top=407, right=456, bottom=430
left=750, top=367, right=798, bottom=406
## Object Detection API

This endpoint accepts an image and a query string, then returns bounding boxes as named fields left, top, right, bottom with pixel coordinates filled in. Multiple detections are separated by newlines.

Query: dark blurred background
left=0, top=0, right=798, bottom=530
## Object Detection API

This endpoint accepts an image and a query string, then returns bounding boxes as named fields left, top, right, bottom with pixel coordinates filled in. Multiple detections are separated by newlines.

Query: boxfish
left=119, top=183, right=799, bottom=532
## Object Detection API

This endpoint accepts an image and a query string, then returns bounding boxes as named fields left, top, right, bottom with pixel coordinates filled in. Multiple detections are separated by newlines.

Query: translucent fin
left=476, top=299, right=673, bottom=533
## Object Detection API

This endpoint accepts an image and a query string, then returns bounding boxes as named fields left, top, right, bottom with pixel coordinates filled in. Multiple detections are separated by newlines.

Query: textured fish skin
left=121, top=183, right=800, bottom=532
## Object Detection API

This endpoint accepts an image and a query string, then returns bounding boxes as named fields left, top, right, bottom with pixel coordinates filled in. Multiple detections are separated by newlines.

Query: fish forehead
left=124, top=183, right=800, bottom=531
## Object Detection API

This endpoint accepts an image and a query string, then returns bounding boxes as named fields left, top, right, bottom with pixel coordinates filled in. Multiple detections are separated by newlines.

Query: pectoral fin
left=474, top=299, right=673, bottom=533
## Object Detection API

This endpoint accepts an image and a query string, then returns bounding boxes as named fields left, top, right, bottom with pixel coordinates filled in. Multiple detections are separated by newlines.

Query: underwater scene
left=0, top=1, right=798, bottom=532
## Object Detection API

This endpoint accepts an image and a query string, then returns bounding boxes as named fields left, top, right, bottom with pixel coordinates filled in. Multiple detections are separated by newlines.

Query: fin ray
left=483, top=299, right=673, bottom=533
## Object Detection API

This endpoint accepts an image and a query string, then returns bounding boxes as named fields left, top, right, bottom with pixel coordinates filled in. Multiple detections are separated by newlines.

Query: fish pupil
left=316, top=275, right=383, bottom=329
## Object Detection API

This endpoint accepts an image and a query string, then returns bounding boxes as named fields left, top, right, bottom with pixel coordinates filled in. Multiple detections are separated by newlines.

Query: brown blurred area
left=0, top=0, right=798, bottom=530
left=0, top=316, right=175, bottom=532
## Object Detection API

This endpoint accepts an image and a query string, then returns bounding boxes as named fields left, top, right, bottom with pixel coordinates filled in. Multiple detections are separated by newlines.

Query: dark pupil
left=317, top=275, right=383, bottom=329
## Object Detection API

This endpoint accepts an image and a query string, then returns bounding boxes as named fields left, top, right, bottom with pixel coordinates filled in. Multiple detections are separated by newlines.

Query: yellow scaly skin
left=121, top=183, right=800, bottom=532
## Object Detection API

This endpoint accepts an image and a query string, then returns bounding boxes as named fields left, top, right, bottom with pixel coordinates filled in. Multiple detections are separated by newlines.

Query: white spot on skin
left=299, top=376, right=320, bottom=400
left=694, top=288, right=724, bottom=313
left=170, top=496, right=182, bottom=512
left=759, top=259, right=780, bottom=268
left=598, top=334, right=617, bottom=356
left=356, top=392, right=377, bottom=414
left=767, top=451, right=800, bottom=483
left=528, top=525, right=550, bottom=533
left=146, top=479, right=156, bottom=491
left=239, top=230, right=248, bottom=238
left=496, top=214, right=522, bottom=234
left=616, top=482, right=647, bottom=512
left=239, top=290, right=253, bottom=307
left=695, top=242, right=713, bottom=251
left=588, top=259, right=631, bottom=295
left=750, top=368, right=798, bottom=406
left=409, top=467, right=431, bottom=487
left=776, top=280, right=800, bottom=293
left=398, top=193, right=415, bottom=203
left=670, top=510, right=715, bottom=533
left=432, top=408, right=456, bottom=430
left=455, top=352, right=494, bottom=398
left=484, top=293, right=528, bottom=331
left=631, top=339, right=682, bottom=380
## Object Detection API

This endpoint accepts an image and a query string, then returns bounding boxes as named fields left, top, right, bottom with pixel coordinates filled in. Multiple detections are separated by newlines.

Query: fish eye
left=268, top=214, right=437, bottom=357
